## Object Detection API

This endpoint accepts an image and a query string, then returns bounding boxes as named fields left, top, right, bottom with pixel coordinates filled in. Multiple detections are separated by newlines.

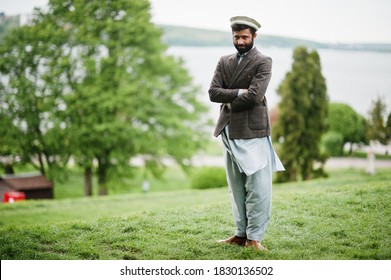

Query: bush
left=190, top=167, right=227, bottom=189
left=321, top=131, right=344, bottom=156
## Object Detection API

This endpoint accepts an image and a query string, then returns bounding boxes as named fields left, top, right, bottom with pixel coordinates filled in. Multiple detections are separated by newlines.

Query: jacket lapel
left=228, top=47, right=257, bottom=88
left=228, top=54, right=237, bottom=78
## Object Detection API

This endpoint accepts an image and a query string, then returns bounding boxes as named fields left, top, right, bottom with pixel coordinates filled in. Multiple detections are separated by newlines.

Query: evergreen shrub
left=321, top=131, right=344, bottom=156
left=190, top=167, right=227, bottom=189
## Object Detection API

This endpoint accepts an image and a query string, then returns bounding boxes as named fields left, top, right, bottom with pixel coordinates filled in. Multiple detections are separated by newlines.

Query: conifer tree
left=274, top=46, right=328, bottom=182
left=367, top=96, right=388, bottom=145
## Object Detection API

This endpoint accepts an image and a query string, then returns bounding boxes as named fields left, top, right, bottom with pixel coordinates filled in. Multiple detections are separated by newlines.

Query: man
left=209, top=16, right=284, bottom=251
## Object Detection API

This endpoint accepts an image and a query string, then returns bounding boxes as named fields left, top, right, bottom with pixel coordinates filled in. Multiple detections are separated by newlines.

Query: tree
left=0, top=0, right=210, bottom=195
left=0, top=22, right=71, bottom=179
left=0, top=109, right=21, bottom=174
left=386, top=112, right=391, bottom=149
left=274, top=46, right=328, bottom=182
left=367, top=96, right=388, bottom=145
left=327, top=103, right=368, bottom=155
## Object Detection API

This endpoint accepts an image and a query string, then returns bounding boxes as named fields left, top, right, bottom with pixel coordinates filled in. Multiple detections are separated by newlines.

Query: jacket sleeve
left=208, top=57, right=240, bottom=103
left=230, top=56, right=272, bottom=112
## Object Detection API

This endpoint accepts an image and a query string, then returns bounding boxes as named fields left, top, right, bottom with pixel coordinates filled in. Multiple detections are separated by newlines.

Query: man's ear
left=253, top=32, right=258, bottom=39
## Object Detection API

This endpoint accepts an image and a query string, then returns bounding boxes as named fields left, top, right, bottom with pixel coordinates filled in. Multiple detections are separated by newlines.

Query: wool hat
left=230, top=16, right=261, bottom=31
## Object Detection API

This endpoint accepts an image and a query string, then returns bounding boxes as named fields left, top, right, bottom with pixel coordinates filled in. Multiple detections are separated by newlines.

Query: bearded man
left=209, top=16, right=284, bottom=251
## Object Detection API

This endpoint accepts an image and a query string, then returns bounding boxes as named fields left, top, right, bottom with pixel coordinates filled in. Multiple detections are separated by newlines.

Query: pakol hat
left=230, top=16, right=261, bottom=31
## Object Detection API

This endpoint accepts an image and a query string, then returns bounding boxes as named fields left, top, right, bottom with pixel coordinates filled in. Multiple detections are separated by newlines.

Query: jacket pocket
left=248, top=106, right=268, bottom=130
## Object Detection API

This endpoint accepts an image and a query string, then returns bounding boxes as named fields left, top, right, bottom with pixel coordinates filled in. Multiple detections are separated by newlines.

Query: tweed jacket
left=209, top=47, right=272, bottom=139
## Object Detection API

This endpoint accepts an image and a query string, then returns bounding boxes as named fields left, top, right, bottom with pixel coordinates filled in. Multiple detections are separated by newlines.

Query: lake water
left=167, top=46, right=391, bottom=121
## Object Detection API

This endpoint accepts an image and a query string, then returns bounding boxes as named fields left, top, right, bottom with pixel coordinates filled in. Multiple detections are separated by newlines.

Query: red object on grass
left=3, top=191, right=26, bottom=203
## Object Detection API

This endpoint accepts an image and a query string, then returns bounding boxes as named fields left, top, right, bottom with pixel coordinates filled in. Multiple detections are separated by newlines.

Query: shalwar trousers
left=224, top=146, right=273, bottom=242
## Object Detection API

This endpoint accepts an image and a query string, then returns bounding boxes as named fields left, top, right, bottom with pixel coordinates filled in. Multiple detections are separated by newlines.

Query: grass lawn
left=0, top=168, right=390, bottom=260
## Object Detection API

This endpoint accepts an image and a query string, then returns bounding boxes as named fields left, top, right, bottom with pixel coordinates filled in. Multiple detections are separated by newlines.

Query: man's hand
left=224, top=89, right=248, bottom=109
left=238, top=89, right=248, bottom=96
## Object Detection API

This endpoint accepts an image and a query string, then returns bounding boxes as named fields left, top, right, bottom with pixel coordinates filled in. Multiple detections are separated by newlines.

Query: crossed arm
left=208, top=56, right=272, bottom=112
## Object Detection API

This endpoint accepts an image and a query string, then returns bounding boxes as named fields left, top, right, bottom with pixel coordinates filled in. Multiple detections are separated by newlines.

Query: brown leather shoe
left=245, top=240, right=268, bottom=251
left=218, top=235, right=247, bottom=246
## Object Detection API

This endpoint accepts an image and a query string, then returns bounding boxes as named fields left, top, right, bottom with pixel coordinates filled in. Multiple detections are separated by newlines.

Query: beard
left=234, top=39, right=254, bottom=54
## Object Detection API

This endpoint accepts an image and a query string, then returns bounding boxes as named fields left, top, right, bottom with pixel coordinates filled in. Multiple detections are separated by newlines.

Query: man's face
left=233, top=29, right=257, bottom=54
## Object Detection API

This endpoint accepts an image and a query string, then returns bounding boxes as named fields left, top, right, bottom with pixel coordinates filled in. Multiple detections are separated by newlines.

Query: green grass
left=53, top=165, right=191, bottom=199
left=0, top=169, right=390, bottom=260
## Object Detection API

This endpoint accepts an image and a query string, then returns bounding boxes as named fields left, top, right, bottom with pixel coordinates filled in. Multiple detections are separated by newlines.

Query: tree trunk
left=84, top=166, right=93, bottom=196
left=37, top=153, right=46, bottom=176
left=97, top=159, right=108, bottom=196
left=4, top=164, right=14, bottom=174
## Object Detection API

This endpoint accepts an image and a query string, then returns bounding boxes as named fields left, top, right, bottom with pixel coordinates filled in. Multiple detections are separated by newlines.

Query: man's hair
left=231, top=24, right=256, bottom=36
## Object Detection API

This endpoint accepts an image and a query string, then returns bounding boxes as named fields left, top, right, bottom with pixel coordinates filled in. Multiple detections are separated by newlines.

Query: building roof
left=0, top=173, right=53, bottom=191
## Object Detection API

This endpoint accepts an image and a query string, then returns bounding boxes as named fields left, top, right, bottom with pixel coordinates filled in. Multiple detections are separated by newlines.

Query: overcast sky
left=2, top=0, right=391, bottom=43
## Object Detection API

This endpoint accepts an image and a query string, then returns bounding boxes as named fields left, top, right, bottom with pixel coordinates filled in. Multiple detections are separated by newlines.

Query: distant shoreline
left=160, top=25, right=391, bottom=53
left=1, top=14, right=390, bottom=53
